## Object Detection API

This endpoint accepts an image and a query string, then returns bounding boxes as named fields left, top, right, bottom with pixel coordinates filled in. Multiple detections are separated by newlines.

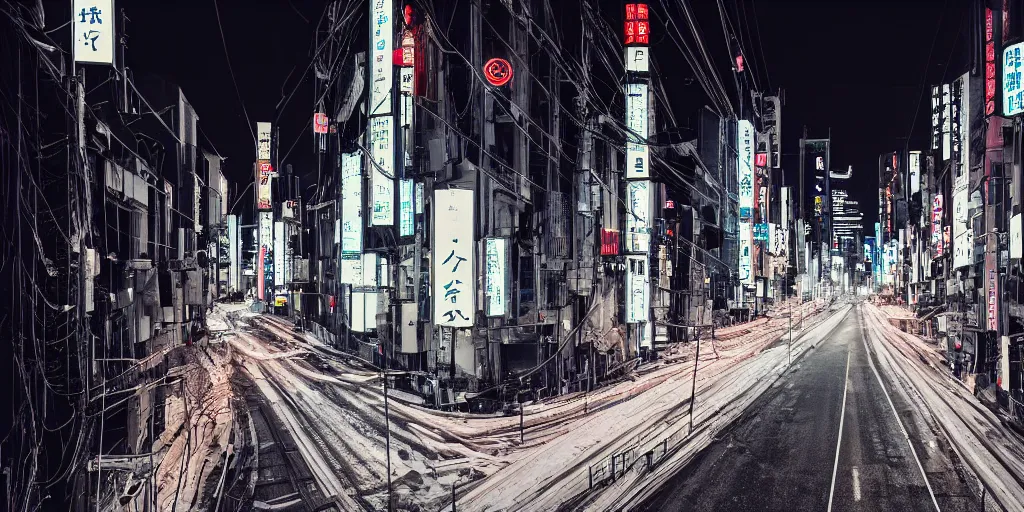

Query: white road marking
left=852, top=466, right=861, bottom=501
left=859, top=312, right=941, bottom=512
left=826, top=338, right=853, bottom=512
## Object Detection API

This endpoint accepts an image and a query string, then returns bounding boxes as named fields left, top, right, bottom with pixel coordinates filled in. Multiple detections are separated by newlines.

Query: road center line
left=852, top=466, right=861, bottom=501
left=826, top=334, right=852, bottom=512
left=858, top=310, right=941, bottom=512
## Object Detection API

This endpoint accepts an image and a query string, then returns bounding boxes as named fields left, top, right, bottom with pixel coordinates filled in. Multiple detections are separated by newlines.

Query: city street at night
left=4, top=1, right=1024, bottom=511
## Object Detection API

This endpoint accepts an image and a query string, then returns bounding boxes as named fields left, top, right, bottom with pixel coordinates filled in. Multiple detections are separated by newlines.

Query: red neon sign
left=755, top=152, right=768, bottom=167
left=985, top=8, right=997, bottom=115
left=483, top=58, right=513, bottom=87
left=625, top=4, right=650, bottom=45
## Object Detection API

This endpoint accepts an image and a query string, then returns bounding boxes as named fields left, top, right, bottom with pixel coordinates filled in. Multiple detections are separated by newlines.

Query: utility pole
left=383, top=345, right=393, bottom=511
left=688, top=325, right=701, bottom=435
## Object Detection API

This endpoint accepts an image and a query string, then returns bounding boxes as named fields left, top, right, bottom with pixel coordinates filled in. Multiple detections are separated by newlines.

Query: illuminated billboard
left=485, top=238, right=508, bottom=317
left=433, top=189, right=475, bottom=328
left=341, top=151, right=363, bottom=254
left=625, top=255, right=649, bottom=323
left=625, top=180, right=651, bottom=253
left=369, top=0, right=393, bottom=115
left=1004, top=42, right=1024, bottom=116
left=625, top=83, right=649, bottom=178
left=738, top=120, right=754, bottom=220
left=369, top=116, right=394, bottom=226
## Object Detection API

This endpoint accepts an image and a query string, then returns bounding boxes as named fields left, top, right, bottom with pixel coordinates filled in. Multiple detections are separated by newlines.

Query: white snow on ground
left=153, top=342, right=234, bottom=511
left=223, top=299, right=844, bottom=511
left=467, top=301, right=851, bottom=512
left=206, top=300, right=252, bottom=332
left=861, top=303, right=1024, bottom=512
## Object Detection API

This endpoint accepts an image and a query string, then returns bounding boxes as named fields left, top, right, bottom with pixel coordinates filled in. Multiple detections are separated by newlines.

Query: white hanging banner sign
left=485, top=238, right=507, bottom=317
left=433, top=189, right=475, bottom=328
left=625, top=180, right=651, bottom=253
left=341, top=151, right=363, bottom=254
left=625, top=255, right=650, bottom=324
left=73, top=0, right=114, bottom=65
left=625, top=47, right=649, bottom=72
left=370, top=116, right=394, bottom=225
left=625, top=83, right=649, bottom=178
left=369, top=0, right=393, bottom=115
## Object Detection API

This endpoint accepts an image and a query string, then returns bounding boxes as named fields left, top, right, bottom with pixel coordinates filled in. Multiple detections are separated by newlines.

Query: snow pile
left=154, top=344, right=235, bottom=511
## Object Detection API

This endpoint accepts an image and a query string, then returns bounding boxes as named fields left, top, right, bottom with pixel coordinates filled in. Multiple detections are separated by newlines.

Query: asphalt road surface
left=639, top=305, right=981, bottom=512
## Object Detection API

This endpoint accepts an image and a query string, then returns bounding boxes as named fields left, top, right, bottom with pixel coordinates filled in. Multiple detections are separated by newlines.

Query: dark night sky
left=113, top=0, right=970, bottom=230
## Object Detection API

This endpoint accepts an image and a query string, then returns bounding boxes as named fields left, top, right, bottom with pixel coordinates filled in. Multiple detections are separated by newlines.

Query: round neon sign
left=483, top=58, right=513, bottom=87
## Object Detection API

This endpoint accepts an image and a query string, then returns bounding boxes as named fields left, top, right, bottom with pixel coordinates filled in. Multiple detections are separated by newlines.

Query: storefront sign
left=369, top=0, right=393, bottom=116
left=433, top=189, right=475, bottom=327
left=1004, top=41, right=1024, bottom=116
left=625, top=83, right=649, bottom=178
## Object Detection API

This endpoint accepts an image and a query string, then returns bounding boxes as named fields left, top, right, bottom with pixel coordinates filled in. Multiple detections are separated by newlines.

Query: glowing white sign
left=625, top=180, right=651, bottom=253
left=1004, top=42, right=1024, bottom=116
left=738, top=120, right=754, bottom=220
left=74, top=0, right=114, bottom=65
left=739, top=222, right=752, bottom=285
left=625, top=255, right=649, bottom=324
left=485, top=238, right=507, bottom=317
left=434, top=189, right=475, bottom=327
left=399, top=179, right=414, bottom=237
left=369, top=0, right=393, bottom=116
left=909, top=151, right=921, bottom=194
left=369, top=116, right=394, bottom=226
left=625, top=83, right=649, bottom=178
left=274, top=221, right=285, bottom=287
left=625, top=47, right=649, bottom=72
left=341, top=151, right=363, bottom=254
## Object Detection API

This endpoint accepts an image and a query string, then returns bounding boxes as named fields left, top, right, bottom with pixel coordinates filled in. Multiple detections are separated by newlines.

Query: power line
left=213, top=0, right=256, bottom=147
left=903, top=0, right=951, bottom=153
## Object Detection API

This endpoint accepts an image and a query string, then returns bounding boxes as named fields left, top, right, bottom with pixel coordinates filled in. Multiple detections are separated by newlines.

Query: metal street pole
left=383, top=347, right=393, bottom=511
left=688, top=326, right=701, bottom=435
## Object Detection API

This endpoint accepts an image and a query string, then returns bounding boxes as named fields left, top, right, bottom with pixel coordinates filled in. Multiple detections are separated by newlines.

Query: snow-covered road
left=860, top=303, right=1024, bottom=512
left=222, top=299, right=841, bottom=511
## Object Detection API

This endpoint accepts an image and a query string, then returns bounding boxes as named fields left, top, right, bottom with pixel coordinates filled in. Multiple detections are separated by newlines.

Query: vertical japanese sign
left=228, top=215, right=239, bottom=293
left=399, top=179, right=414, bottom=236
left=625, top=255, right=649, bottom=323
left=257, top=122, right=272, bottom=160
left=258, top=211, right=273, bottom=300
left=932, top=194, right=944, bottom=257
left=73, top=0, right=114, bottom=65
left=625, top=180, right=651, bottom=253
left=274, top=222, right=285, bottom=287
left=931, top=85, right=942, bottom=150
left=433, top=189, right=475, bottom=328
left=1003, top=42, right=1024, bottom=116
left=985, top=8, right=998, bottom=116
left=909, top=151, right=921, bottom=194
left=369, top=0, right=393, bottom=116
left=624, top=83, right=649, bottom=178
left=942, top=83, right=952, bottom=160
left=737, top=120, right=755, bottom=219
left=485, top=238, right=507, bottom=317
left=952, top=187, right=972, bottom=268
left=256, top=161, right=272, bottom=210
left=986, top=248, right=998, bottom=332
left=739, top=222, right=752, bottom=285
left=341, top=151, right=363, bottom=254
left=256, top=122, right=273, bottom=210
left=369, top=116, right=394, bottom=225
left=624, top=4, right=650, bottom=45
